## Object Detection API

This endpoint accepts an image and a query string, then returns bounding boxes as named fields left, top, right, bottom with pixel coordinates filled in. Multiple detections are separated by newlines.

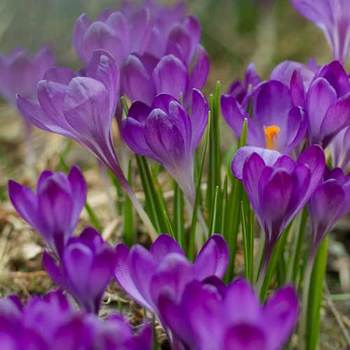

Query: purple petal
left=262, top=286, right=299, bottom=349
left=153, top=55, right=188, bottom=100
left=306, top=77, right=337, bottom=143
left=231, top=146, right=281, bottom=180
left=114, top=244, right=151, bottom=309
left=122, top=54, right=155, bottom=104
left=221, top=94, right=247, bottom=137
left=190, top=89, right=209, bottom=150
left=190, top=46, right=210, bottom=90
left=224, top=324, right=267, bottom=350
left=150, top=234, right=184, bottom=263
left=194, top=235, right=228, bottom=279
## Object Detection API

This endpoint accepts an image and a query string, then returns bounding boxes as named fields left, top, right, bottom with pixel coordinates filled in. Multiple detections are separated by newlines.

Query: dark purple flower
left=121, top=90, right=208, bottom=202
left=221, top=80, right=307, bottom=154
left=43, top=227, right=117, bottom=314
left=309, top=167, right=350, bottom=254
left=159, top=278, right=299, bottom=350
left=291, top=0, right=350, bottom=63
left=232, top=145, right=325, bottom=257
left=8, top=166, right=86, bottom=256
left=0, top=47, right=54, bottom=106
left=305, top=61, right=350, bottom=147
left=114, top=234, right=228, bottom=314
left=0, top=291, right=152, bottom=350
left=226, top=63, right=261, bottom=104
left=330, top=126, right=350, bottom=169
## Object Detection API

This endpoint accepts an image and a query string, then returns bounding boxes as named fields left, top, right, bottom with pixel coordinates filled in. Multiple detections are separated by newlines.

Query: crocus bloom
left=17, top=49, right=156, bottom=237
left=122, top=90, right=208, bottom=202
left=43, top=227, right=117, bottom=314
left=0, top=47, right=54, bottom=106
left=221, top=80, right=307, bottom=154
left=291, top=0, right=350, bottom=63
left=159, top=278, right=299, bottom=350
left=8, top=166, right=86, bottom=256
left=114, top=234, right=228, bottom=314
left=232, top=145, right=325, bottom=262
left=73, top=8, right=209, bottom=105
left=0, top=291, right=152, bottom=350
left=226, top=63, right=261, bottom=104
left=309, top=168, right=350, bottom=255
left=330, top=126, right=350, bottom=169
left=305, top=61, right=350, bottom=147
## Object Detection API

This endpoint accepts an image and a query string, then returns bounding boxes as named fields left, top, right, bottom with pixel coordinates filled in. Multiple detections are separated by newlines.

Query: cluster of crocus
left=9, top=167, right=116, bottom=315
left=73, top=4, right=209, bottom=104
left=0, top=290, right=152, bottom=350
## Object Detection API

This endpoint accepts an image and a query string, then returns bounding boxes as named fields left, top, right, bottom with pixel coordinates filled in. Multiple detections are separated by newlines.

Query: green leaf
left=241, top=194, right=254, bottom=283
left=306, top=237, right=329, bottom=350
left=188, top=129, right=209, bottom=259
left=173, top=182, right=185, bottom=249
left=136, top=156, right=174, bottom=236
left=206, top=81, right=222, bottom=215
left=123, top=160, right=135, bottom=246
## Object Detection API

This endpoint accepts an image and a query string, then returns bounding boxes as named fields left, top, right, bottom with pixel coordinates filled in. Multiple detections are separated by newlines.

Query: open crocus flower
left=122, top=90, right=208, bottom=203
left=159, top=278, right=299, bottom=350
left=309, top=168, right=350, bottom=256
left=0, top=47, right=54, bottom=106
left=232, top=145, right=325, bottom=267
left=114, top=234, right=228, bottom=315
left=0, top=291, right=152, bottom=350
left=221, top=80, right=307, bottom=154
left=291, top=0, right=350, bottom=63
left=8, top=166, right=86, bottom=256
left=43, top=228, right=117, bottom=314
left=305, top=61, right=350, bottom=147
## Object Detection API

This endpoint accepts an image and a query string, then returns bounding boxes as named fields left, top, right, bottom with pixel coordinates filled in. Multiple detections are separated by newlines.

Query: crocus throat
left=264, top=125, right=280, bottom=150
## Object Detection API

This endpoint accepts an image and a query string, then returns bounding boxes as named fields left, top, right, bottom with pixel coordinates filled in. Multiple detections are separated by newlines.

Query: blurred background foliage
left=0, top=0, right=331, bottom=88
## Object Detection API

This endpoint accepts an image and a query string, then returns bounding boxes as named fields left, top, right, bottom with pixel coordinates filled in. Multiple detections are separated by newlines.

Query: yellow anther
left=264, top=125, right=281, bottom=150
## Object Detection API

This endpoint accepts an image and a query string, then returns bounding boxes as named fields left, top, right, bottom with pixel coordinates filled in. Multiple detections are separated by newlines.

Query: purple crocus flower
left=0, top=47, right=54, bottom=106
left=16, top=50, right=125, bottom=184
left=0, top=291, right=152, bottom=350
left=226, top=63, right=261, bottom=104
left=8, top=166, right=86, bottom=256
left=16, top=49, right=156, bottom=237
left=73, top=7, right=209, bottom=105
left=291, top=0, right=350, bottom=63
left=309, top=168, right=350, bottom=256
left=232, top=145, right=325, bottom=266
left=122, top=47, right=209, bottom=105
left=121, top=90, right=208, bottom=203
left=221, top=80, right=307, bottom=154
left=114, top=234, right=228, bottom=315
left=305, top=61, right=350, bottom=147
left=43, top=227, right=117, bottom=314
left=159, top=278, right=299, bottom=350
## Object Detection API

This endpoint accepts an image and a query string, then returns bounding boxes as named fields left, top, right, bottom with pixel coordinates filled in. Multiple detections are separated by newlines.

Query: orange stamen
left=264, top=125, right=281, bottom=150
